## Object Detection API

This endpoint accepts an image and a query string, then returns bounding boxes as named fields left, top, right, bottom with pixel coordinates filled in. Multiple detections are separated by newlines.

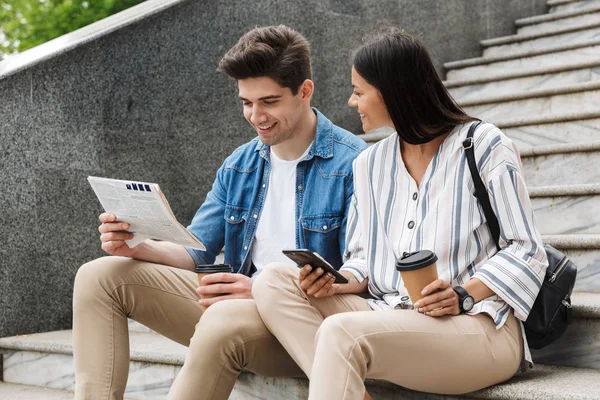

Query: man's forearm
left=131, top=240, right=196, bottom=271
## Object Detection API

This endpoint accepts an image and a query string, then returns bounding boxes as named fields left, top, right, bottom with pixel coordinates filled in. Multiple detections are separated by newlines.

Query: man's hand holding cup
left=196, top=265, right=252, bottom=311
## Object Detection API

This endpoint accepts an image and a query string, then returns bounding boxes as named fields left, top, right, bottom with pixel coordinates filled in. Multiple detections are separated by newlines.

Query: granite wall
left=0, top=0, right=547, bottom=337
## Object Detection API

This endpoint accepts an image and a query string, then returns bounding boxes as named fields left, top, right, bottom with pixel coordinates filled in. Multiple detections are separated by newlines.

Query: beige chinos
left=253, top=263, right=523, bottom=400
left=73, top=256, right=303, bottom=400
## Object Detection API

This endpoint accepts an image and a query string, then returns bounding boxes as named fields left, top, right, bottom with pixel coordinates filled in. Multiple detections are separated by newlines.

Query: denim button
left=298, top=185, right=303, bottom=190
left=412, top=192, right=418, bottom=200
left=408, top=221, right=415, bottom=229
left=323, top=225, right=328, bottom=230
left=230, top=216, right=235, bottom=220
left=244, top=246, right=248, bottom=250
left=253, top=214, right=258, bottom=219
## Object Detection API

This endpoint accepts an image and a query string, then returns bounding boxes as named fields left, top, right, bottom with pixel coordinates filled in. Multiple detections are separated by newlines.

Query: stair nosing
left=516, top=4, right=600, bottom=26
left=358, top=111, right=600, bottom=140
left=480, top=20, right=600, bottom=47
left=494, top=109, right=600, bottom=128
left=444, top=59, right=600, bottom=88
left=0, top=330, right=186, bottom=366
left=543, top=234, right=600, bottom=249
left=548, top=0, right=586, bottom=6
left=444, top=38, right=600, bottom=70
left=529, top=184, right=600, bottom=197
left=520, top=141, right=600, bottom=156
left=459, top=80, right=600, bottom=107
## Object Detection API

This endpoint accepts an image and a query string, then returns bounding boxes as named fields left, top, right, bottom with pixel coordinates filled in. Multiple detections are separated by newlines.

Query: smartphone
left=282, top=249, right=349, bottom=284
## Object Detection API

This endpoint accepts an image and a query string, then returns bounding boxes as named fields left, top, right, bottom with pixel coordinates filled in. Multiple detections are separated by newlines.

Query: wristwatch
left=453, top=286, right=474, bottom=314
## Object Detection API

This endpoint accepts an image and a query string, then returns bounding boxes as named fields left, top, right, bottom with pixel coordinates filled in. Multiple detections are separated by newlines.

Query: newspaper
left=87, top=176, right=205, bottom=250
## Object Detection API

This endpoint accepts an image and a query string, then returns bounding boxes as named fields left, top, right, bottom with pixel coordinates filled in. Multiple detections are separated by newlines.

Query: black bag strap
left=462, top=121, right=501, bottom=252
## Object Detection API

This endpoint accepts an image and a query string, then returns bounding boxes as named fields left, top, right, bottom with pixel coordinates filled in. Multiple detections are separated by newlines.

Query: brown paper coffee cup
left=396, top=250, right=438, bottom=304
left=196, top=264, right=233, bottom=312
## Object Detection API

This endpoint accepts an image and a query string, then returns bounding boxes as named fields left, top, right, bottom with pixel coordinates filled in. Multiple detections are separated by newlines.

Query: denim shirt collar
left=254, top=107, right=334, bottom=161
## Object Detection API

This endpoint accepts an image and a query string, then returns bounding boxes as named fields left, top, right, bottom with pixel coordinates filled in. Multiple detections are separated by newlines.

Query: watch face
left=463, top=296, right=475, bottom=312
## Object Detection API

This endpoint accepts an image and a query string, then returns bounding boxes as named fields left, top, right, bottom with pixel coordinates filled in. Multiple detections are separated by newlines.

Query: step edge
left=529, top=184, right=600, bottom=197
left=547, top=0, right=586, bottom=6
left=516, top=4, right=600, bottom=26
left=543, top=234, right=600, bottom=248
left=444, top=39, right=600, bottom=70
left=494, top=109, right=600, bottom=128
left=0, top=331, right=186, bottom=365
left=468, top=364, right=600, bottom=400
left=520, top=141, right=600, bottom=157
left=444, top=59, right=600, bottom=88
left=358, top=110, right=600, bottom=138
left=480, top=20, right=600, bottom=47
left=459, top=80, right=600, bottom=107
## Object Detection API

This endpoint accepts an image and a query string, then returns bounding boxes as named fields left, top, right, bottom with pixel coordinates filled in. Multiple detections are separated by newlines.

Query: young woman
left=253, top=28, right=547, bottom=399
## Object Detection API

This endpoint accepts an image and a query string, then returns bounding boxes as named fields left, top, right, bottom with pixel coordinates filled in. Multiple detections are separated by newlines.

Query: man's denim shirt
left=186, top=109, right=368, bottom=276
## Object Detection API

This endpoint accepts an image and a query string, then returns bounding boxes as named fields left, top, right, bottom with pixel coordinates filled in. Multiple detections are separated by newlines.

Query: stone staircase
left=2, top=0, right=600, bottom=398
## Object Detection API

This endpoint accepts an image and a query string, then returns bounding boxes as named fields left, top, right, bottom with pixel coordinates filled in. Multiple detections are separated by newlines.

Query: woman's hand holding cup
left=412, top=279, right=460, bottom=317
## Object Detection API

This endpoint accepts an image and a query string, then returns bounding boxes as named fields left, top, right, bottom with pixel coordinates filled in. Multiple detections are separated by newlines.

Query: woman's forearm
left=463, top=277, right=495, bottom=303
left=339, top=271, right=369, bottom=294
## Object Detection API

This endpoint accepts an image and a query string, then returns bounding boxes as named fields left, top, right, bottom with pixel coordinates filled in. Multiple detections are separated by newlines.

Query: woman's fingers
left=417, top=297, right=456, bottom=313
left=308, top=273, right=335, bottom=297
left=298, top=264, right=313, bottom=282
left=414, top=287, right=460, bottom=317
left=421, top=279, right=450, bottom=296
left=300, top=268, right=325, bottom=291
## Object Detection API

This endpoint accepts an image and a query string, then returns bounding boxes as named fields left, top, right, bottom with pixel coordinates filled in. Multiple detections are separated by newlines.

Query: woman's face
left=348, top=66, right=393, bottom=132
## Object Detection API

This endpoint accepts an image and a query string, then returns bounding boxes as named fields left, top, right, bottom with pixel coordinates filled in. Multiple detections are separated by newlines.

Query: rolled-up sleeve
left=341, top=192, right=369, bottom=283
left=472, top=140, right=548, bottom=322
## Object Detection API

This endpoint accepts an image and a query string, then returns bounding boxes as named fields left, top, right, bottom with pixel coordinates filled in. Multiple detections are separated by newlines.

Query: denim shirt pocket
left=300, top=215, right=344, bottom=268
left=223, top=205, right=248, bottom=269
left=301, top=215, right=344, bottom=233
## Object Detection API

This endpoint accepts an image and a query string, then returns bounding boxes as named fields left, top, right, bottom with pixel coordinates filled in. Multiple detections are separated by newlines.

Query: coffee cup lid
left=195, top=264, right=233, bottom=274
left=396, top=250, right=438, bottom=271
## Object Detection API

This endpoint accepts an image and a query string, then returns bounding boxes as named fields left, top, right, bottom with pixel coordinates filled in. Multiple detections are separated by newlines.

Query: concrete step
left=549, top=0, right=600, bottom=14
left=530, top=185, right=600, bottom=235
left=461, top=81, right=600, bottom=121
left=359, top=114, right=600, bottom=148
left=0, top=382, right=75, bottom=400
left=128, top=318, right=153, bottom=333
left=520, top=142, right=600, bottom=186
left=544, top=234, right=600, bottom=293
left=445, top=42, right=600, bottom=81
left=530, top=292, right=600, bottom=370
left=2, top=297, right=600, bottom=400
left=518, top=9, right=600, bottom=35
left=501, top=116, right=600, bottom=148
left=446, top=60, right=600, bottom=103
left=481, top=20, right=600, bottom=58
left=516, top=6, right=600, bottom=35
left=0, top=330, right=186, bottom=399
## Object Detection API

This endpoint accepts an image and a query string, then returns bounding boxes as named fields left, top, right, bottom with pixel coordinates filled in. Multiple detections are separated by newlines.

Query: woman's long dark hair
left=352, top=27, right=474, bottom=144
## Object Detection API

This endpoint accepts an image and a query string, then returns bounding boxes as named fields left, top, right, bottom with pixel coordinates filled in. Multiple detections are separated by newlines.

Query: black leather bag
left=463, top=121, right=577, bottom=349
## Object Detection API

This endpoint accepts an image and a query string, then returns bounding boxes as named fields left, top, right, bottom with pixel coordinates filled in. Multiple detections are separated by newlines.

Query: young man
left=72, top=25, right=367, bottom=400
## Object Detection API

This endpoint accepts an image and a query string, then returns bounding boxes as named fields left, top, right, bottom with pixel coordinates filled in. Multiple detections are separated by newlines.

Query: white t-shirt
left=251, top=144, right=312, bottom=276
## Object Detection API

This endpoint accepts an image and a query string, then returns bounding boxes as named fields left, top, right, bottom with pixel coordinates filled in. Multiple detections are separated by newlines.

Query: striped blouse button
left=407, top=221, right=415, bottom=229
left=412, top=192, right=418, bottom=200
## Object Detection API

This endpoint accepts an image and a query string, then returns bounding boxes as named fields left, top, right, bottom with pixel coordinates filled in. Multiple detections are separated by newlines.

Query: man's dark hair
left=352, top=28, right=473, bottom=144
left=218, top=25, right=312, bottom=95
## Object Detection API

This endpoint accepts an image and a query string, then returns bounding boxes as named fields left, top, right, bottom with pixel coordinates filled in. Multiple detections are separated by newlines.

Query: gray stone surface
left=0, top=0, right=548, bottom=338
left=0, top=383, right=75, bottom=400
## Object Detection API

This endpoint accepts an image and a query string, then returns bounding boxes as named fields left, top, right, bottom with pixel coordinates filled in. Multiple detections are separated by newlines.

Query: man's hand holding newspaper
left=88, top=176, right=205, bottom=253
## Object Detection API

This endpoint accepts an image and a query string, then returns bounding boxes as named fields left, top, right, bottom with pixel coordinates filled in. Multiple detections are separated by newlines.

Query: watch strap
left=453, top=286, right=472, bottom=313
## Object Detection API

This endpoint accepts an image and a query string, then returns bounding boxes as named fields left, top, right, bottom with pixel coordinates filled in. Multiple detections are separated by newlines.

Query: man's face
left=238, top=77, right=304, bottom=147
